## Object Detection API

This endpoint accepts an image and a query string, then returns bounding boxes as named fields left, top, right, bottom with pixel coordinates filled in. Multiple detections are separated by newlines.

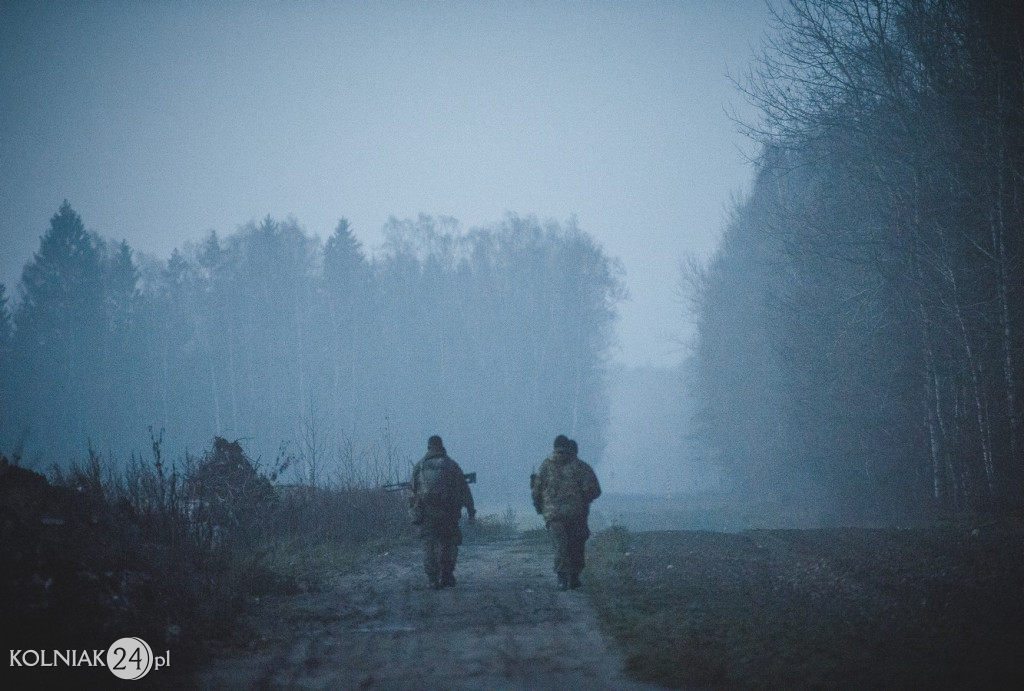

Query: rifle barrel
left=382, top=471, right=476, bottom=491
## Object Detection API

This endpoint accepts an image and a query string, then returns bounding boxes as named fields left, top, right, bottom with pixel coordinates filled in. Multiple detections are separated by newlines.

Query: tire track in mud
left=198, top=534, right=663, bottom=690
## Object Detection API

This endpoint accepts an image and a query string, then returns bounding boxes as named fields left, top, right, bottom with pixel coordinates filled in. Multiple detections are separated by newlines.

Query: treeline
left=0, top=205, right=622, bottom=504
left=688, top=0, right=1024, bottom=520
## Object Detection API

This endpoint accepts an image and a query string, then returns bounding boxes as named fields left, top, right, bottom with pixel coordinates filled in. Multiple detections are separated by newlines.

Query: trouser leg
left=439, top=542, right=458, bottom=586
left=548, top=520, right=571, bottom=575
left=568, top=522, right=586, bottom=590
left=423, top=535, right=441, bottom=585
left=567, top=522, right=588, bottom=574
left=569, top=516, right=591, bottom=573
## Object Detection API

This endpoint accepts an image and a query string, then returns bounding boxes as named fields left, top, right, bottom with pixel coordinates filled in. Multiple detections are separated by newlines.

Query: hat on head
left=428, top=435, right=444, bottom=450
left=554, top=434, right=571, bottom=451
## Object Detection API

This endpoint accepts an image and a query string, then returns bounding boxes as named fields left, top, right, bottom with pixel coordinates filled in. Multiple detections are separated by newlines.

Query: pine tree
left=322, top=218, right=370, bottom=431
left=13, top=201, right=105, bottom=457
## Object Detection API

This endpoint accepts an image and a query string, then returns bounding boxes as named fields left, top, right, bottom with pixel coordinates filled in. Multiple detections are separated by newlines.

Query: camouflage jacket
left=409, top=450, right=475, bottom=526
left=531, top=450, right=601, bottom=522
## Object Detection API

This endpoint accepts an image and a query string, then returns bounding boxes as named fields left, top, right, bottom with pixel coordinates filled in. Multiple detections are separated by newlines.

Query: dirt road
left=197, top=534, right=662, bottom=690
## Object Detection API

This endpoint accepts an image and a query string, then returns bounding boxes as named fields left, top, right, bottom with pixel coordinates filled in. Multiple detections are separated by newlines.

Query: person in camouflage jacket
left=410, top=435, right=475, bottom=589
left=530, top=435, right=601, bottom=590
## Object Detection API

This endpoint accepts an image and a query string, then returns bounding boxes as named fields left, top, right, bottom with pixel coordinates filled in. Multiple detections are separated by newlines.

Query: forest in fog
left=0, top=211, right=622, bottom=505
left=686, top=0, right=1024, bottom=521
left=3, top=0, right=1024, bottom=524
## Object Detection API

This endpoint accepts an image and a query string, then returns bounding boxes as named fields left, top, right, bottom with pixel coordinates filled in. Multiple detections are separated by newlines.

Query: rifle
left=382, top=472, right=477, bottom=492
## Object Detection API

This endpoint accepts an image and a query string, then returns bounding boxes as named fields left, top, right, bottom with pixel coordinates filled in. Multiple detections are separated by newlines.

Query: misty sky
left=1, top=1, right=768, bottom=368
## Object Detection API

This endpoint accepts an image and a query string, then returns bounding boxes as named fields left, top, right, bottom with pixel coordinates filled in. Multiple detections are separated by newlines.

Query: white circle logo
left=106, top=637, right=154, bottom=680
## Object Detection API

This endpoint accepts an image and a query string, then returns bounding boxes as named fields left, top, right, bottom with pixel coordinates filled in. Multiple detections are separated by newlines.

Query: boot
left=441, top=573, right=456, bottom=588
left=569, top=573, right=581, bottom=590
left=556, top=573, right=569, bottom=591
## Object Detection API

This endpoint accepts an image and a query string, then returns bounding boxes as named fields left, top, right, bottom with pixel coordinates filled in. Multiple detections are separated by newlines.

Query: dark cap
left=554, top=434, right=571, bottom=451
left=428, top=435, right=444, bottom=450
left=568, top=439, right=578, bottom=455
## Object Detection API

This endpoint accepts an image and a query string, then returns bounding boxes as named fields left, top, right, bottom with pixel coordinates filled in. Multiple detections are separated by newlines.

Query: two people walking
left=408, top=433, right=601, bottom=592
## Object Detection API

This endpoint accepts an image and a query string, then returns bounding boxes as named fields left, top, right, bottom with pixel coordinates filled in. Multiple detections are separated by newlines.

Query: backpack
left=410, top=456, right=457, bottom=524
left=419, top=456, right=453, bottom=505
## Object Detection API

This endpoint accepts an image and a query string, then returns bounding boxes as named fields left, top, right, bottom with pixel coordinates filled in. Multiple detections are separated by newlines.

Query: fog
left=0, top=1, right=767, bottom=365
left=0, top=2, right=768, bottom=510
left=3, top=0, right=1023, bottom=527
left=5, top=5, right=1024, bottom=687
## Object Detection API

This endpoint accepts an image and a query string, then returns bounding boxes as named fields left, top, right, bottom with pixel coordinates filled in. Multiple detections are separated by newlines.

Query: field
left=586, top=521, right=1024, bottom=689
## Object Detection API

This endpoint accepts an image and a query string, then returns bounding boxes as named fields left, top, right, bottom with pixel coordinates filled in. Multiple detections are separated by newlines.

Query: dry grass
left=1, top=434, right=414, bottom=684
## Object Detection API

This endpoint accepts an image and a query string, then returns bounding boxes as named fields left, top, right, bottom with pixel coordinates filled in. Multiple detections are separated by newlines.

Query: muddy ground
left=193, top=518, right=1024, bottom=690
left=196, top=532, right=660, bottom=690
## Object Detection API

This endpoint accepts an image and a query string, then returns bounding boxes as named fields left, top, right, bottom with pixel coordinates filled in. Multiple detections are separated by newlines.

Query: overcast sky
left=1, top=0, right=768, bottom=368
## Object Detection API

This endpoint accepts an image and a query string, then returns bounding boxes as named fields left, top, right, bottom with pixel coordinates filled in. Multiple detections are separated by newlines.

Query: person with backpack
left=530, top=435, right=602, bottom=590
left=409, top=435, right=476, bottom=589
